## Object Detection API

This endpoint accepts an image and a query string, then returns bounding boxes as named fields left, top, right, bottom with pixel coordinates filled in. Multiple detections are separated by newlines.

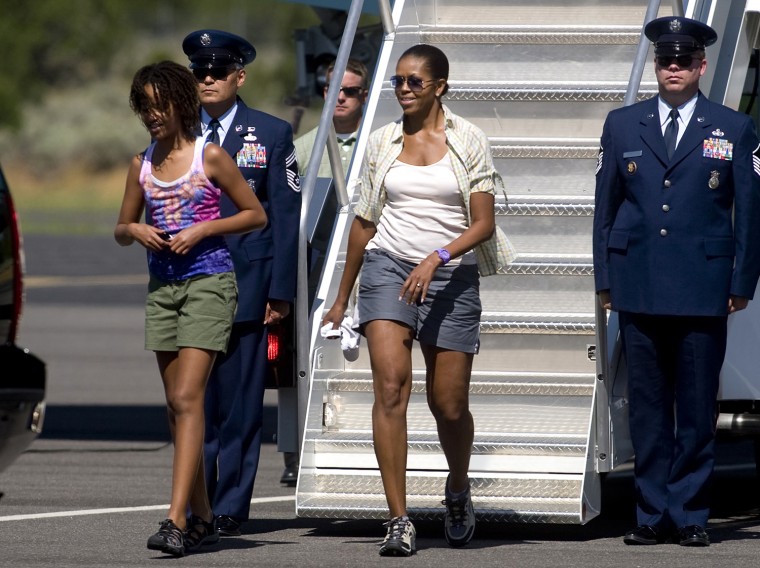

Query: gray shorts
left=356, top=248, right=481, bottom=353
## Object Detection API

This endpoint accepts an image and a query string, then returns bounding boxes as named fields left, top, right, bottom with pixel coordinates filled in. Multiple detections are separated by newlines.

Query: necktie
left=206, top=119, right=220, bottom=146
left=664, top=108, right=679, bottom=160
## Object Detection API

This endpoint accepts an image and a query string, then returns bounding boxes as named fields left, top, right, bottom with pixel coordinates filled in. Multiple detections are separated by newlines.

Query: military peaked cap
left=644, top=16, right=717, bottom=56
left=182, top=29, right=256, bottom=69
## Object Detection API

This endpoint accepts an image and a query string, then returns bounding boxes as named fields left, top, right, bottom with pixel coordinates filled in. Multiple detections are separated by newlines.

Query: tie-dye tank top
left=139, top=137, right=233, bottom=281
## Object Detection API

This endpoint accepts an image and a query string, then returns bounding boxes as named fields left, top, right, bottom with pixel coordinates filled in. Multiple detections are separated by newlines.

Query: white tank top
left=367, top=152, right=474, bottom=264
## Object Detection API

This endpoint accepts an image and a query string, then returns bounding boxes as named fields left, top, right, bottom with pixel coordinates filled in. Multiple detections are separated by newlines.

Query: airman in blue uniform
left=182, top=29, right=301, bottom=538
left=593, top=16, right=760, bottom=547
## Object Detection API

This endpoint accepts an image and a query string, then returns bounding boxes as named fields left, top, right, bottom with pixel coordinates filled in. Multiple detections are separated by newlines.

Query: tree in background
left=0, top=0, right=127, bottom=129
left=0, top=0, right=320, bottom=174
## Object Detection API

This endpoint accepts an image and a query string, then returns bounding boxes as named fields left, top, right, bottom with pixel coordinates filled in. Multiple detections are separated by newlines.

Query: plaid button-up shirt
left=353, top=105, right=516, bottom=276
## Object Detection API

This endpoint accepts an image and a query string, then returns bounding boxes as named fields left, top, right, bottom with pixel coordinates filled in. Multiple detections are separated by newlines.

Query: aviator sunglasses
left=192, top=66, right=236, bottom=81
left=324, top=84, right=365, bottom=98
left=656, top=55, right=700, bottom=68
left=389, top=75, right=434, bottom=92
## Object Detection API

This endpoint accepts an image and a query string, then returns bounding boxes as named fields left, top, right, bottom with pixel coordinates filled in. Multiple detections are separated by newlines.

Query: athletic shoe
left=147, top=518, right=184, bottom=557
left=442, top=475, right=475, bottom=547
left=184, top=514, right=220, bottom=552
left=378, top=515, right=416, bottom=556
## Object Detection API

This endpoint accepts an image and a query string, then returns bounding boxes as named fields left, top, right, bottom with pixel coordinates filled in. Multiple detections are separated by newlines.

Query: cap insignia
left=669, top=19, right=682, bottom=33
left=200, top=33, right=212, bottom=46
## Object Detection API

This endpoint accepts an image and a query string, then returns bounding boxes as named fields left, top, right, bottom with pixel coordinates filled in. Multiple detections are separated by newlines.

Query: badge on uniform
left=703, top=137, right=733, bottom=160
left=623, top=150, right=641, bottom=175
left=753, top=142, right=760, bottom=177
left=237, top=134, right=267, bottom=168
left=708, top=170, right=720, bottom=189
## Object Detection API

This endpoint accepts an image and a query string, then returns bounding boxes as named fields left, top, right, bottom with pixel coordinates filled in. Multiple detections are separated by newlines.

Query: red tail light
left=268, top=324, right=281, bottom=361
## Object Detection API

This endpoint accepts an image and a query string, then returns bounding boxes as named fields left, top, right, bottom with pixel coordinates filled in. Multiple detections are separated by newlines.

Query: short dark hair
left=399, top=44, right=450, bottom=96
left=327, top=58, right=370, bottom=90
left=129, top=60, right=200, bottom=140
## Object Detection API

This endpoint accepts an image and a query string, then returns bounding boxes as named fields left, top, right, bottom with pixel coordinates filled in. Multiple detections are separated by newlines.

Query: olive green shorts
left=145, top=271, right=238, bottom=353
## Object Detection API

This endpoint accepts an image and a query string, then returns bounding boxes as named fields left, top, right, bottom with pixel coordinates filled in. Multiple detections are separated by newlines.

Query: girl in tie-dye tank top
left=114, top=61, right=266, bottom=557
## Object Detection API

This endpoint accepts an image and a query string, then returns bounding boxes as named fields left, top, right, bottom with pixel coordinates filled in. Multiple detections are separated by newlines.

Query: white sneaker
left=379, top=515, right=416, bottom=556
left=443, top=476, right=475, bottom=547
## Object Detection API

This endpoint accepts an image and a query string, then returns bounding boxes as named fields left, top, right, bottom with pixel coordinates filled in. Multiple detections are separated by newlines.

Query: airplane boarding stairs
left=297, top=0, right=673, bottom=524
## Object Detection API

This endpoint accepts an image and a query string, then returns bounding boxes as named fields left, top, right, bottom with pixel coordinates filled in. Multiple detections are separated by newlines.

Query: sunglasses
left=324, top=85, right=365, bottom=98
left=389, top=75, right=433, bottom=92
left=192, top=66, right=236, bottom=81
left=656, top=55, right=700, bottom=68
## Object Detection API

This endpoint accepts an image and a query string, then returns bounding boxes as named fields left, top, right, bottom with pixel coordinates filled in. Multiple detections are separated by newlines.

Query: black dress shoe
left=213, top=515, right=242, bottom=537
left=280, top=466, right=297, bottom=486
left=623, top=525, right=663, bottom=545
left=280, top=452, right=298, bottom=487
left=677, top=525, right=709, bottom=547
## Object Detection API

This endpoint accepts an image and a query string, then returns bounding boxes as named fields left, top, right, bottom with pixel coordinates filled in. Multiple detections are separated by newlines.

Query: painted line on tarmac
left=0, top=495, right=295, bottom=522
left=25, top=274, right=147, bottom=288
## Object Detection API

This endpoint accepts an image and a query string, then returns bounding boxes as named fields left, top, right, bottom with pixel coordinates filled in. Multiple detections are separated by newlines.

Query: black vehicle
left=0, top=163, right=45, bottom=475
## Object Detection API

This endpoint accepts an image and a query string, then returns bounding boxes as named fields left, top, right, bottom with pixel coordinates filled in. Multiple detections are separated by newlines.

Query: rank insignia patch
left=595, top=145, right=603, bottom=175
left=286, top=149, right=301, bottom=193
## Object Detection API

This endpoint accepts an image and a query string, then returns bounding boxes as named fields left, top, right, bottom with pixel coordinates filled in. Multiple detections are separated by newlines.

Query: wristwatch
left=435, top=248, right=451, bottom=265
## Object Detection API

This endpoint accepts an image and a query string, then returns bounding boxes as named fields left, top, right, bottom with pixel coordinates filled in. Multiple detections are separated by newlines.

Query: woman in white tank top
left=323, top=44, right=509, bottom=556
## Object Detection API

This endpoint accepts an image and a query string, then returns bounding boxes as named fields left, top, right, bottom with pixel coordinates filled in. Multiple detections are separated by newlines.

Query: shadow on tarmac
left=40, top=404, right=279, bottom=443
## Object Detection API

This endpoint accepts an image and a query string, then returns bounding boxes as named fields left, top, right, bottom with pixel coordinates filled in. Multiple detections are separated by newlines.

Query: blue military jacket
left=218, top=97, right=301, bottom=322
left=593, top=93, right=760, bottom=316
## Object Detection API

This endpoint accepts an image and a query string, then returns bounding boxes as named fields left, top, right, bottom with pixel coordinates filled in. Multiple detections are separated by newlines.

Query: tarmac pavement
left=2, top=233, right=760, bottom=567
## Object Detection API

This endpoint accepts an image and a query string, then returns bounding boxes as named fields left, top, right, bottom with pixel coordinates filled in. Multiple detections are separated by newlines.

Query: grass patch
left=6, top=164, right=126, bottom=235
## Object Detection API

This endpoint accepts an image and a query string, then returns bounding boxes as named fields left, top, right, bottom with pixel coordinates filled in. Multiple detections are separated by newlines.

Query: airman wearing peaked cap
left=595, top=9, right=760, bottom=550
left=182, top=29, right=256, bottom=69
left=181, top=28, right=302, bottom=534
left=644, top=16, right=717, bottom=56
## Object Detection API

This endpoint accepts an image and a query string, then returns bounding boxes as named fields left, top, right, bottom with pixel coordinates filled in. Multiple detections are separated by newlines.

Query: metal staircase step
left=311, top=431, right=587, bottom=457
left=448, top=82, right=656, bottom=102
left=297, top=470, right=585, bottom=523
left=490, top=137, right=600, bottom=160
left=317, top=388, right=594, bottom=431
left=498, top=215, right=592, bottom=256
left=333, top=253, right=594, bottom=276
left=474, top=332, right=595, bottom=374
left=480, top=313, right=595, bottom=335
left=416, top=0, right=670, bottom=27
left=498, top=195, right=594, bottom=217
left=499, top=254, right=593, bottom=276
left=316, top=370, right=595, bottom=396
left=494, top=159, right=598, bottom=197
left=479, top=275, right=596, bottom=315
left=400, top=24, right=642, bottom=45
left=380, top=82, right=657, bottom=102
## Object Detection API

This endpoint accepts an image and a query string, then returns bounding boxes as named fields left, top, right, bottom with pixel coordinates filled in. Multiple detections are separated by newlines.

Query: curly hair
left=399, top=44, right=450, bottom=97
left=129, top=60, right=200, bottom=140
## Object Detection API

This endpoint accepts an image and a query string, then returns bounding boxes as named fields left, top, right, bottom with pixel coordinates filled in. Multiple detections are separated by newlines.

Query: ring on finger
left=416, top=283, right=422, bottom=287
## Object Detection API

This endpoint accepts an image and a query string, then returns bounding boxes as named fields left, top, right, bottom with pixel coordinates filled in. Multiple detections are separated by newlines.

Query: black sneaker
left=147, top=518, right=184, bottom=557
left=442, top=475, right=475, bottom=547
left=184, top=514, right=220, bottom=552
left=378, top=515, right=416, bottom=557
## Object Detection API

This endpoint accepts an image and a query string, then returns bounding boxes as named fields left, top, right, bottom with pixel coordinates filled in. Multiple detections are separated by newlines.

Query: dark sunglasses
left=324, top=85, right=364, bottom=98
left=192, top=66, right=236, bottom=81
left=656, top=55, right=700, bottom=68
left=389, top=75, right=433, bottom=92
